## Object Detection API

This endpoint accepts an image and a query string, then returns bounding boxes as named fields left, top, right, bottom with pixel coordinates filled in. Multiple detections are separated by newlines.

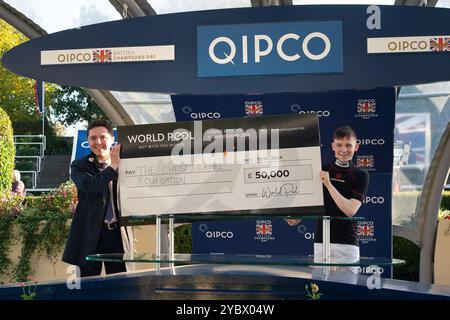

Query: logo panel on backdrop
left=197, top=21, right=343, bottom=77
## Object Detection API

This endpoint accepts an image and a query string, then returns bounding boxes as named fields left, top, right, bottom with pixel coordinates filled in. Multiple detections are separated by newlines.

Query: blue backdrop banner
left=172, top=87, right=395, bottom=278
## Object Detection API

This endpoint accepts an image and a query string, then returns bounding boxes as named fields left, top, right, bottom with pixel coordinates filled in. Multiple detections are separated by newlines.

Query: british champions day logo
left=245, top=101, right=263, bottom=117
left=367, top=35, right=450, bottom=54
left=355, top=99, right=378, bottom=120
left=197, top=21, right=343, bottom=77
left=357, top=221, right=376, bottom=244
left=41, top=45, right=175, bottom=65
left=254, top=220, right=275, bottom=243
left=356, top=155, right=375, bottom=171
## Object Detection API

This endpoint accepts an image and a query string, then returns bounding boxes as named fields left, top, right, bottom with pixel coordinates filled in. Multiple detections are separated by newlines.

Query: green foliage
left=50, top=86, right=107, bottom=126
left=16, top=145, right=39, bottom=157
left=14, top=211, right=41, bottom=282
left=175, top=224, right=192, bottom=253
left=0, top=107, right=15, bottom=193
left=21, top=176, right=32, bottom=190
left=0, top=214, right=14, bottom=278
left=0, top=19, right=37, bottom=123
left=14, top=160, right=33, bottom=171
left=305, top=283, right=323, bottom=300
left=0, top=182, right=75, bottom=283
left=1, top=19, right=97, bottom=154
left=438, top=209, right=450, bottom=220
left=0, top=193, right=25, bottom=280
left=20, top=281, right=38, bottom=300
left=441, top=191, right=450, bottom=211
left=393, top=236, right=420, bottom=281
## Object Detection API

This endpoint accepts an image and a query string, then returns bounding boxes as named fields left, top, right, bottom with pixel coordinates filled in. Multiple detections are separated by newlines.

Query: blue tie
left=105, top=198, right=114, bottom=222
left=100, top=162, right=114, bottom=222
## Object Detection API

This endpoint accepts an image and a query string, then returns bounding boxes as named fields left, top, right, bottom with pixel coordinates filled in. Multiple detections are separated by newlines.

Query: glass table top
left=122, top=214, right=365, bottom=224
left=86, top=253, right=405, bottom=267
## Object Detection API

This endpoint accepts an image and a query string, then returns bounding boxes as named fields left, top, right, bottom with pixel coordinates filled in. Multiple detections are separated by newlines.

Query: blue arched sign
left=2, top=5, right=450, bottom=94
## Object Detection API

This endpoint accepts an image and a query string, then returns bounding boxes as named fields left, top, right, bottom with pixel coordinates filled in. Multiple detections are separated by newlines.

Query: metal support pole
left=322, top=216, right=331, bottom=278
left=156, top=215, right=161, bottom=273
left=169, top=218, right=175, bottom=273
left=322, top=216, right=331, bottom=263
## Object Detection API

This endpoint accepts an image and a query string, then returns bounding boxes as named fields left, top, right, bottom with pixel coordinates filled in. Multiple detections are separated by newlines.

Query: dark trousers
left=80, top=224, right=127, bottom=277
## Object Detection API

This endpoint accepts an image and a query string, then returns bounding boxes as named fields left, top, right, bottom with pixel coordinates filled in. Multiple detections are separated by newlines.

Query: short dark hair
left=333, top=126, right=357, bottom=140
left=87, top=120, right=114, bottom=137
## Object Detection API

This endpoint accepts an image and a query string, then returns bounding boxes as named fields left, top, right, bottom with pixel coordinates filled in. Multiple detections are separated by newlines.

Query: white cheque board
left=117, top=114, right=324, bottom=221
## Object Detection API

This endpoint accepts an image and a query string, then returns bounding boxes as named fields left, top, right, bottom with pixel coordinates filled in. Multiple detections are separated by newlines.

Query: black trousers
left=80, top=224, right=127, bottom=277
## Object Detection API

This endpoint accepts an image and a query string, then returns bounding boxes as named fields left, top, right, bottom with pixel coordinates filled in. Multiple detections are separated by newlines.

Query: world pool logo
left=197, top=21, right=343, bottom=77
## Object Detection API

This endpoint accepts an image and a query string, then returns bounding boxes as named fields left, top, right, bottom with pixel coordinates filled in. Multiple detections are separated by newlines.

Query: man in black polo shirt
left=286, top=126, right=369, bottom=268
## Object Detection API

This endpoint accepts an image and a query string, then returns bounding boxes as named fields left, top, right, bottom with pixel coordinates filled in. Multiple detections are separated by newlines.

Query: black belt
left=104, top=221, right=119, bottom=230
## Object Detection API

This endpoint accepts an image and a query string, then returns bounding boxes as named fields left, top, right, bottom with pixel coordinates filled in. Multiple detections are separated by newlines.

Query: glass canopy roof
left=148, top=0, right=251, bottom=14
left=293, top=0, right=394, bottom=4
left=436, top=0, right=450, bottom=8
left=3, top=0, right=121, bottom=34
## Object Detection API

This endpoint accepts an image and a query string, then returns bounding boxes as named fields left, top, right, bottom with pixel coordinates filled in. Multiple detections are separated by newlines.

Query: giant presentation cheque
left=118, top=114, right=324, bottom=220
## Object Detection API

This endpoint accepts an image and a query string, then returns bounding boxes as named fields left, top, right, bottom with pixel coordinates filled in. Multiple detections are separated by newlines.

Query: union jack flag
left=357, top=156, right=374, bottom=168
left=93, top=50, right=112, bottom=63
left=357, top=100, right=376, bottom=113
left=357, top=225, right=374, bottom=237
left=430, top=37, right=450, bottom=52
left=256, top=222, right=272, bottom=235
left=245, top=103, right=263, bottom=116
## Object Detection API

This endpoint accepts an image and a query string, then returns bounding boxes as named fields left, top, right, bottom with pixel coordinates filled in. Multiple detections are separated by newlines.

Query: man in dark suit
left=63, top=120, right=129, bottom=277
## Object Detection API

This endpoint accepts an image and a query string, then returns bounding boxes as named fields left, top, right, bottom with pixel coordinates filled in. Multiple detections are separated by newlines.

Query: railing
left=13, top=135, right=46, bottom=157
left=25, top=188, right=54, bottom=195
left=13, top=135, right=46, bottom=190
left=14, top=156, right=42, bottom=172
left=18, top=171, right=37, bottom=189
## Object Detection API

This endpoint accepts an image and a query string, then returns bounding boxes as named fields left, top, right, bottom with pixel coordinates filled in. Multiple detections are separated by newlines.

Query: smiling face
left=331, top=136, right=359, bottom=162
left=88, top=126, right=114, bottom=161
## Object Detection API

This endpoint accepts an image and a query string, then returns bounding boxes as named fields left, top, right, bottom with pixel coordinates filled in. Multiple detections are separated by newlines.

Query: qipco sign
left=197, top=20, right=343, bottom=77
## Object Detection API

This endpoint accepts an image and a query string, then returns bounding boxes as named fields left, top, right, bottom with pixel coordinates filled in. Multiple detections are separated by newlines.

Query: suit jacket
left=62, top=153, right=133, bottom=270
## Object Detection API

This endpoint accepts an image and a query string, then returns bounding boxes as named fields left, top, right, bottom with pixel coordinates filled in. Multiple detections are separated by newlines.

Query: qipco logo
left=361, top=265, right=384, bottom=274
left=199, top=224, right=234, bottom=239
left=364, top=196, right=385, bottom=204
left=198, top=21, right=343, bottom=77
left=356, top=138, right=385, bottom=146
left=290, top=104, right=331, bottom=117
left=182, top=106, right=221, bottom=119
left=208, top=32, right=332, bottom=65
left=297, top=224, right=315, bottom=240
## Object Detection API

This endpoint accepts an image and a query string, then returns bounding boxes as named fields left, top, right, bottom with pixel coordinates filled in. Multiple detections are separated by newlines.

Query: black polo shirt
left=315, top=160, right=369, bottom=246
